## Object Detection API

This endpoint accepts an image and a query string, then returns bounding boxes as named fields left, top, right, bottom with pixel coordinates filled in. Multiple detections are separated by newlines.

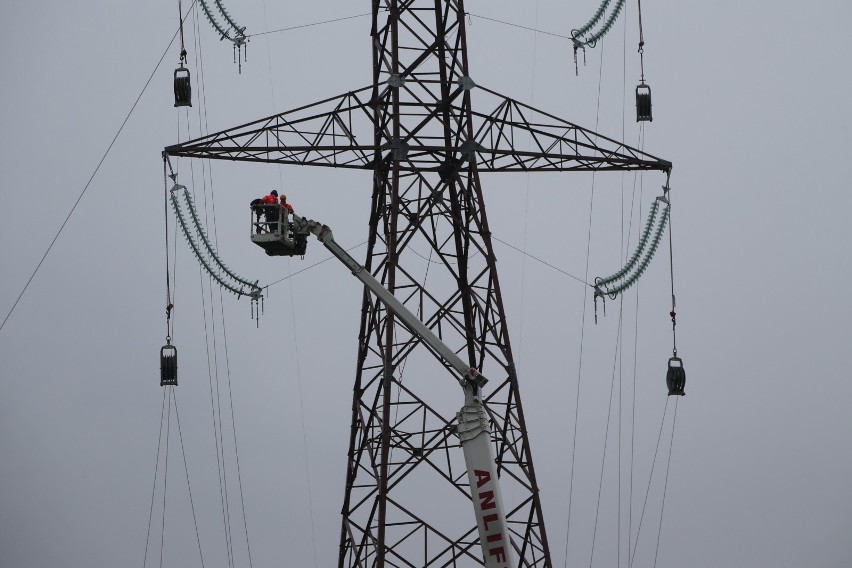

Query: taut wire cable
left=172, top=390, right=207, bottom=568
left=653, top=397, right=678, bottom=567
left=158, top=388, right=173, bottom=568
left=0, top=1, right=199, bottom=334
left=260, top=1, right=319, bottom=561
left=629, top=397, right=669, bottom=568
left=142, top=389, right=168, bottom=568
left=563, top=39, right=607, bottom=568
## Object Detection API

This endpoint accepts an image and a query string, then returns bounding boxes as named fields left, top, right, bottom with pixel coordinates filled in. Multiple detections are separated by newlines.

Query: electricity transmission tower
left=165, top=2, right=670, bottom=566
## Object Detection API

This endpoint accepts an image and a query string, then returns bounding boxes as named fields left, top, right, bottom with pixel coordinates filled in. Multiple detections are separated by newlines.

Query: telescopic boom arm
left=292, top=214, right=517, bottom=568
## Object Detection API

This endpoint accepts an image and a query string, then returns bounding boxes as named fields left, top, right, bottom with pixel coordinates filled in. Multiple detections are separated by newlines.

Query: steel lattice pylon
left=165, top=2, right=670, bottom=566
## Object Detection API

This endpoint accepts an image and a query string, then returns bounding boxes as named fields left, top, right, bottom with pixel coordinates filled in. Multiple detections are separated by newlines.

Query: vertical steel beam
left=339, top=2, right=552, bottom=566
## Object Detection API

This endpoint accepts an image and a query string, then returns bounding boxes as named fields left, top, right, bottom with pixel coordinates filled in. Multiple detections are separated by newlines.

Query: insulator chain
left=572, top=0, right=626, bottom=48
left=598, top=198, right=660, bottom=286
left=170, top=187, right=261, bottom=302
left=214, top=0, right=246, bottom=39
left=199, top=0, right=246, bottom=45
left=594, top=197, right=670, bottom=300
left=181, top=189, right=257, bottom=290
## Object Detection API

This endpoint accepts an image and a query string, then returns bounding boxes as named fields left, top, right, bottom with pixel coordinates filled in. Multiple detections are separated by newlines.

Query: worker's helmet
left=270, top=189, right=278, bottom=197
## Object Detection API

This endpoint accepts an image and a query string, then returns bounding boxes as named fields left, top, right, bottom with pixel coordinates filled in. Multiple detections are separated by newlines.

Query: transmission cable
left=260, top=2, right=319, bottom=561
left=667, top=180, right=679, bottom=357
left=617, top=15, right=629, bottom=564
left=203, top=137, right=255, bottom=567
left=628, top=125, right=646, bottom=564
left=263, top=241, right=368, bottom=289
left=491, top=236, right=589, bottom=286
left=172, top=389, right=207, bottom=568
left=216, top=228, right=255, bottom=568
left=186, top=10, right=236, bottom=564
left=247, top=11, right=375, bottom=38
left=628, top=397, right=670, bottom=568
left=653, top=397, right=678, bottom=567
left=142, top=389, right=168, bottom=568
left=563, top=41, right=606, bottom=567
left=637, top=0, right=647, bottom=84
left=589, top=311, right=624, bottom=568
left=0, top=1, right=198, bottom=335
left=467, top=12, right=573, bottom=40
left=159, top=389, right=173, bottom=568
left=164, top=161, right=175, bottom=343
left=206, top=100, right=255, bottom=568
left=516, top=0, right=541, bottom=379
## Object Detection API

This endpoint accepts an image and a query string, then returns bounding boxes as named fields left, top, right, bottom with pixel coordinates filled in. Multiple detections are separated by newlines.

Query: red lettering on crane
left=473, top=469, right=508, bottom=566
left=482, top=513, right=498, bottom=531
left=488, top=547, right=507, bottom=563
left=479, top=490, right=496, bottom=511
left=474, top=469, right=491, bottom=489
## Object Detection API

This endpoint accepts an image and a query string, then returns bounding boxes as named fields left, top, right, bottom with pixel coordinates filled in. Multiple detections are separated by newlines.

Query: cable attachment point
left=250, top=285, right=263, bottom=327
left=593, top=283, right=606, bottom=324
left=669, top=308, right=677, bottom=356
left=571, top=36, right=587, bottom=76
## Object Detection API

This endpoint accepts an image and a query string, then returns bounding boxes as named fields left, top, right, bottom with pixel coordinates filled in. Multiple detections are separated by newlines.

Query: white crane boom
left=292, top=215, right=516, bottom=568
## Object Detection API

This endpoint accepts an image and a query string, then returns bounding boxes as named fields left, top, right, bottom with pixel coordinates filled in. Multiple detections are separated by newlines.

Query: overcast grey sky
left=1, top=1, right=851, bottom=567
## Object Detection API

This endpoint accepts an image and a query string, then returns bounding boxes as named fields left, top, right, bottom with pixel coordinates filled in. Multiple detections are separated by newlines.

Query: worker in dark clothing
left=260, top=190, right=279, bottom=233
left=279, top=194, right=294, bottom=237
left=250, top=198, right=263, bottom=233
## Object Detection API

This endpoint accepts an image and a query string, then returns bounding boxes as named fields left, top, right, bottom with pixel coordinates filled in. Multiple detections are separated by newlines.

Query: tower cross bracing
left=165, top=2, right=670, bottom=566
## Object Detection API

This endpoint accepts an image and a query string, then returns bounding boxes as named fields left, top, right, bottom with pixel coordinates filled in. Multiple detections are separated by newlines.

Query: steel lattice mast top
left=165, top=2, right=670, bottom=567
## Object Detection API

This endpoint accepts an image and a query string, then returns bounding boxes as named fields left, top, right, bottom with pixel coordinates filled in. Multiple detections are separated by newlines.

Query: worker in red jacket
left=260, top=190, right=280, bottom=232
left=279, top=194, right=294, bottom=236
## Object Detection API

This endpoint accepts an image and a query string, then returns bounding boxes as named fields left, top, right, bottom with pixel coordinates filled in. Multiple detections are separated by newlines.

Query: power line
left=172, top=390, right=207, bottom=568
left=467, top=12, right=574, bottom=41
left=142, top=389, right=168, bottom=568
left=263, top=241, right=368, bottom=289
left=247, top=12, right=373, bottom=38
left=629, top=398, right=670, bottom=568
left=564, top=42, right=607, bottom=567
left=491, top=236, right=589, bottom=286
left=0, top=2, right=198, bottom=334
left=653, top=398, right=678, bottom=568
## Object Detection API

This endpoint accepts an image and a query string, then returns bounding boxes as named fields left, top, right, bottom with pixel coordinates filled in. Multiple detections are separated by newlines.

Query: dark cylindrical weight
left=160, top=344, right=178, bottom=386
left=666, top=356, right=685, bottom=396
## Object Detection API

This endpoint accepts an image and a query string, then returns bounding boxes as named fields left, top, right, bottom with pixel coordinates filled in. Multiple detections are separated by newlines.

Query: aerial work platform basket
left=249, top=204, right=307, bottom=257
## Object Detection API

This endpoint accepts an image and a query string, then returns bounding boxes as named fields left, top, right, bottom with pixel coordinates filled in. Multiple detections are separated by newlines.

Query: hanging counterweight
left=636, top=82, right=652, bottom=122
left=666, top=356, right=685, bottom=396
left=174, top=65, right=192, bottom=107
left=160, top=343, right=178, bottom=386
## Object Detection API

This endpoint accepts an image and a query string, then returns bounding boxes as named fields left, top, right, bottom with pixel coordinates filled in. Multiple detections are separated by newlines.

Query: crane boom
left=292, top=214, right=516, bottom=567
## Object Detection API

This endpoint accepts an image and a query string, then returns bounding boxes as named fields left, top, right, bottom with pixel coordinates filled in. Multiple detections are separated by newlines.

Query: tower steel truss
left=165, top=2, right=671, bottom=566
